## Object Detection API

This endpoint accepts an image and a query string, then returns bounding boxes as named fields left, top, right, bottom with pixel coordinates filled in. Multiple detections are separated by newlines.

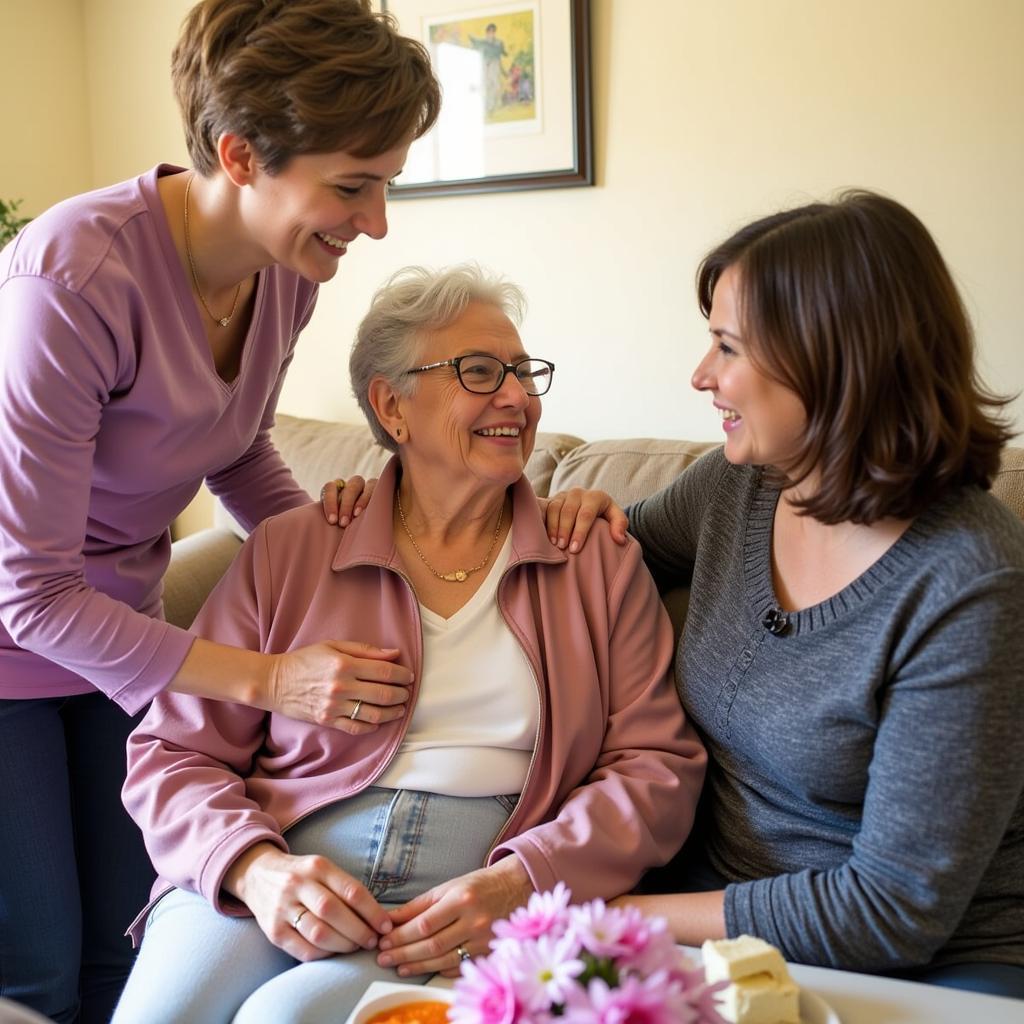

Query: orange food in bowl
left=364, top=1000, right=451, bottom=1024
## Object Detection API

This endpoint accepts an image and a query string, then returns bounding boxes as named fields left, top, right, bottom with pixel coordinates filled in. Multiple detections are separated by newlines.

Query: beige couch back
left=176, top=414, right=1024, bottom=636
left=214, top=414, right=1024, bottom=533
left=269, top=414, right=1024, bottom=511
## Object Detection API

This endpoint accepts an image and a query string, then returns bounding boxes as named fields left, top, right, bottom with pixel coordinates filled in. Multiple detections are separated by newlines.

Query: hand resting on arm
left=168, top=636, right=413, bottom=734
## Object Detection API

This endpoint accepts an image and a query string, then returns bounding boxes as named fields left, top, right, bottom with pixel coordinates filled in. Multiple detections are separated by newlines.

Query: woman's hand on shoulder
left=376, top=856, right=534, bottom=978
left=319, top=475, right=375, bottom=526
left=265, top=640, right=413, bottom=733
left=223, top=841, right=392, bottom=961
left=542, top=488, right=628, bottom=552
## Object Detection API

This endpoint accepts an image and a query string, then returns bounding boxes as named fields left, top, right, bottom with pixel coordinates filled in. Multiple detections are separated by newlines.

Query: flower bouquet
left=451, top=885, right=728, bottom=1024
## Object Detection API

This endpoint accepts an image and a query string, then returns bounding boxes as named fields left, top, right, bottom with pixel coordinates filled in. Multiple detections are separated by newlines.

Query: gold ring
left=292, top=907, right=309, bottom=929
left=350, top=699, right=363, bottom=721
left=456, top=944, right=471, bottom=962
left=335, top=478, right=346, bottom=490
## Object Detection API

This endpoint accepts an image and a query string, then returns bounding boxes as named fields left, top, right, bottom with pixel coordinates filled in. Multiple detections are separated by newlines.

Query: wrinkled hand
left=265, top=641, right=413, bottom=733
left=319, top=475, right=376, bottom=526
left=542, top=487, right=628, bottom=552
left=224, top=842, right=392, bottom=961
left=377, top=857, right=534, bottom=977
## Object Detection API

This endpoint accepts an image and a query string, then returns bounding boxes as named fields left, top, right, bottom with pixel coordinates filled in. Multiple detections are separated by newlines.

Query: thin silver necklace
left=183, top=173, right=241, bottom=328
left=396, top=491, right=504, bottom=583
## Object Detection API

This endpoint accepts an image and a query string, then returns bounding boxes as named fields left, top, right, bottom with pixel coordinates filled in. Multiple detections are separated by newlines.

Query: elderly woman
left=113, top=264, right=705, bottom=1023
left=547, top=192, right=1024, bottom=998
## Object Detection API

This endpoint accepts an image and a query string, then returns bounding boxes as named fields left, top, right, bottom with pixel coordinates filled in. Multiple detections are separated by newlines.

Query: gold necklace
left=396, top=490, right=504, bottom=583
left=183, top=173, right=241, bottom=328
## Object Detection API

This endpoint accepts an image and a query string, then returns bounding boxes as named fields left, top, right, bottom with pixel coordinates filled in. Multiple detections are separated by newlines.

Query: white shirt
left=375, top=534, right=539, bottom=796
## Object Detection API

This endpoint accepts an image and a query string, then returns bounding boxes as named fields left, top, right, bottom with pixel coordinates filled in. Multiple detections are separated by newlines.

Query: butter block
left=702, top=936, right=800, bottom=1024
left=701, top=936, right=790, bottom=985
left=717, top=972, right=800, bottom=1024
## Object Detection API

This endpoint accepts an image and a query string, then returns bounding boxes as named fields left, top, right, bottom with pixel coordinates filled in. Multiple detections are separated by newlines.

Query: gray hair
left=350, top=263, right=527, bottom=452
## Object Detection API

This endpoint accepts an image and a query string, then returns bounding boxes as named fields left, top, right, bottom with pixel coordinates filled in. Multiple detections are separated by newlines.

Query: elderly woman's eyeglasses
left=404, top=355, right=555, bottom=396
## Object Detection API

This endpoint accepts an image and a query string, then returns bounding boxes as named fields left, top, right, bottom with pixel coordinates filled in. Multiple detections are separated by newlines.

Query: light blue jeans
left=112, top=788, right=514, bottom=1024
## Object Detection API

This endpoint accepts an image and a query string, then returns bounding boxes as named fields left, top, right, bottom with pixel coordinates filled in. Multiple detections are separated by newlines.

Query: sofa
left=163, top=413, right=1024, bottom=633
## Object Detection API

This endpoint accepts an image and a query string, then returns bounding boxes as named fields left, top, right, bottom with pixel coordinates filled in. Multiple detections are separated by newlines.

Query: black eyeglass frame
left=404, top=355, right=556, bottom=396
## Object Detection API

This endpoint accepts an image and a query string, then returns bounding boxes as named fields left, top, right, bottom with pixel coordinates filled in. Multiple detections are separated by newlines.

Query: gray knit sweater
left=629, top=447, right=1024, bottom=972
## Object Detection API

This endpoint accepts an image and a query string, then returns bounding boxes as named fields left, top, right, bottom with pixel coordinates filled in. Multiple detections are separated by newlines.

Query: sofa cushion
left=993, top=446, right=1024, bottom=521
left=551, top=439, right=1024, bottom=523
left=164, top=527, right=243, bottom=628
left=550, top=438, right=719, bottom=509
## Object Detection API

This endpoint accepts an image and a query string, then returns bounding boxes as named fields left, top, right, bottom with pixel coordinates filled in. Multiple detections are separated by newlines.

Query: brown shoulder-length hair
left=172, top=0, right=440, bottom=176
left=696, top=190, right=1014, bottom=525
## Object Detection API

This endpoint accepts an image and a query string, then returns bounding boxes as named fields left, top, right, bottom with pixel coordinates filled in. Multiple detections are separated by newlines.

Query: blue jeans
left=894, top=961, right=1024, bottom=1000
left=0, top=694, right=155, bottom=1023
left=113, top=788, right=515, bottom=1024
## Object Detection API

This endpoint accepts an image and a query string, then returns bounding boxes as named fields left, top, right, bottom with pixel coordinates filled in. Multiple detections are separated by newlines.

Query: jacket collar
left=330, top=456, right=567, bottom=574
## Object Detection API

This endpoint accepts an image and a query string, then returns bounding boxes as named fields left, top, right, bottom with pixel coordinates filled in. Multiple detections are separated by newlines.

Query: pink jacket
left=123, top=459, right=705, bottom=934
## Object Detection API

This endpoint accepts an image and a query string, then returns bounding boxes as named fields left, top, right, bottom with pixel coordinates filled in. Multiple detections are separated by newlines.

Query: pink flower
left=561, top=973, right=689, bottom=1024
left=568, top=900, right=642, bottom=960
left=451, top=954, right=523, bottom=1024
left=454, top=888, right=729, bottom=1024
left=509, top=932, right=586, bottom=1009
left=610, top=908, right=682, bottom=976
left=493, top=882, right=572, bottom=945
left=668, top=965, right=731, bottom=1024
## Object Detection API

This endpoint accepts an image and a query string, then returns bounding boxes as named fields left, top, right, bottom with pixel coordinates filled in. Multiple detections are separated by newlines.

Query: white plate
left=345, top=982, right=453, bottom=1024
left=801, top=988, right=842, bottom=1024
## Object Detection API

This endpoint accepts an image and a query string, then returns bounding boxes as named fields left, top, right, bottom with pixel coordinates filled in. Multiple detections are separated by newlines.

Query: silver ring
left=292, top=907, right=309, bottom=930
left=350, top=699, right=363, bottom=722
left=456, top=944, right=471, bottom=962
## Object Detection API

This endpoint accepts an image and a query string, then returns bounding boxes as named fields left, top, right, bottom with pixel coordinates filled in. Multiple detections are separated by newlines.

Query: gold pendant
left=218, top=317, right=230, bottom=327
left=442, top=570, right=468, bottom=582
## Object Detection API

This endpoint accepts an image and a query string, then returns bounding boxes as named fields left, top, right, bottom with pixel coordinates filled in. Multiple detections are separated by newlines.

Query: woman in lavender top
left=0, top=2, right=438, bottom=1019
left=545, top=192, right=1024, bottom=997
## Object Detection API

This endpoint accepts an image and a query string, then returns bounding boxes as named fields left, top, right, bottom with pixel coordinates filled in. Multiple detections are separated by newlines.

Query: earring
left=396, top=427, right=402, bottom=438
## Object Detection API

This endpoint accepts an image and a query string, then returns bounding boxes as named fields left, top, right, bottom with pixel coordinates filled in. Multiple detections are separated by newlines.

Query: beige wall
left=7, top=0, right=1024, bottom=534
left=1, top=0, right=93, bottom=213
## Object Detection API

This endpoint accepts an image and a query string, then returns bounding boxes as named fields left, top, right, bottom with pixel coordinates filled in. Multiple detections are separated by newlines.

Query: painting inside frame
left=381, top=0, right=591, bottom=197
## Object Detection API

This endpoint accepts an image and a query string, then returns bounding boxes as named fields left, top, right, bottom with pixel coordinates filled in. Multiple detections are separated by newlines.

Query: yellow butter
left=701, top=936, right=790, bottom=984
left=718, top=972, right=800, bottom=1024
left=702, top=936, right=800, bottom=1024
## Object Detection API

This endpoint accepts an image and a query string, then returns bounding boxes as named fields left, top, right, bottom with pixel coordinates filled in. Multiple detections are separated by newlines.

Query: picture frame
left=380, top=0, right=592, bottom=198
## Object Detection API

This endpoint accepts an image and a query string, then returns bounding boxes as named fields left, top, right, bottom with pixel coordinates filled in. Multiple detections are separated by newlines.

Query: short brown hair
left=172, top=0, right=440, bottom=175
left=696, top=191, right=1014, bottom=525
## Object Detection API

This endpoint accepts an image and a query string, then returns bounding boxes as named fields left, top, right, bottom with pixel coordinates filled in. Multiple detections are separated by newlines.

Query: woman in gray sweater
left=547, top=191, right=1024, bottom=998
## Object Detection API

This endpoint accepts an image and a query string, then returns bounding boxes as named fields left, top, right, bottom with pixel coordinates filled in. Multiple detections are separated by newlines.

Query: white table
left=676, top=946, right=1023, bottom=1023
left=424, top=953, right=1024, bottom=1024
left=783, top=958, right=1023, bottom=1024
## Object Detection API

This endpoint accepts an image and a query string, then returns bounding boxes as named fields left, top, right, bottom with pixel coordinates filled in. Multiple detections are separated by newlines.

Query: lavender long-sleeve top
left=0, top=165, right=315, bottom=712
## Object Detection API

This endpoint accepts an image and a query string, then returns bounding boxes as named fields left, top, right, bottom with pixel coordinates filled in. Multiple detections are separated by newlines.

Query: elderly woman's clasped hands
left=220, top=834, right=533, bottom=976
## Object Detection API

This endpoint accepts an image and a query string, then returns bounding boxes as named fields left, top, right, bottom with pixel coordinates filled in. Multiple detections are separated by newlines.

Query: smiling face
left=399, top=301, right=541, bottom=491
left=240, top=143, right=410, bottom=283
left=692, top=264, right=807, bottom=471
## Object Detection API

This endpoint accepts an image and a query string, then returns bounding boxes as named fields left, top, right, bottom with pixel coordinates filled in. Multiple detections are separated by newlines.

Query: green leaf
left=1, top=197, right=32, bottom=247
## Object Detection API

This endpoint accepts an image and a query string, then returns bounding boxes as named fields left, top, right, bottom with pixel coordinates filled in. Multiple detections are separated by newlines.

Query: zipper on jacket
left=277, top=563, right=425, bottom=837
left=482, top=563, right=545, bottom=865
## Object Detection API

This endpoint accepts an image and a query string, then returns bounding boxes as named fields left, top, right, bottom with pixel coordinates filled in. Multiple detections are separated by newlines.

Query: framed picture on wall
left=380, top=0, right=592, bottom=198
